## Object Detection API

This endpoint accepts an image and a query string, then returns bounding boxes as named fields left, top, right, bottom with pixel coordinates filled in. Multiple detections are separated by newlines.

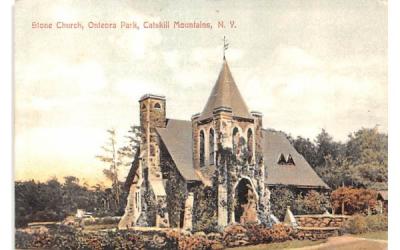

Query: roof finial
left=223, top=36, right=229, bottom=59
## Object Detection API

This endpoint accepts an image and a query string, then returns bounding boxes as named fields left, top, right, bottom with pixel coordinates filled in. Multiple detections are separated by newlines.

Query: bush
left=365, top=214, right=388, bottom=231
left=331, top=187, right=378, bottom=215
left=237, top=223, right=293, bottom=245
left=166, top=230, right=216, bottom=250
left=346, top=214, right=388, bottom=234
left=346, top=215, right=368, bottom=234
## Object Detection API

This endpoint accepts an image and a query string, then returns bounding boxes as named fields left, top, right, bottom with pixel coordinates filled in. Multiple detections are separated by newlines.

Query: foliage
left=192, top=185, right=218, bottom=233
left=364, top=214, right=388, bottom=232
left=330, top=187, right=377, bottom=215
left=346, top=214, right=368, bottom=234
left=222, top=224, right=293, bottom=247
left=290, top=127, right=387, bottom=190
left=269, top=187, right=295, bottom=220
left=294, top=190, right=330, bottom=215
left=15, top=178, right=127, bottom=228
left=270, top=187, right=329, bottom=220
left=244, top=223, right=293, bottom=244
left=16, top=225, right=182, bottom=249
left=166, top=231, right=217, bottom=250
left=96, top=126, right=141, bottom=209
left=345, top=214, right=387, bottom=234
left=161, top=144, right=188, bottom=228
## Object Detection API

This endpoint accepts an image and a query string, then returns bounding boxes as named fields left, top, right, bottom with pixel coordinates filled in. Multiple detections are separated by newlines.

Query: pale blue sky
left=14, top=0, right=387, bottom=183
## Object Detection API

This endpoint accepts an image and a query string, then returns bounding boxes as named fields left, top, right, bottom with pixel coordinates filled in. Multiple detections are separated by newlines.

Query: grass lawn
left=225, top=239, right=326, bottom=250
left=352, top=231, right=388, bottom=241
left=315, top=240, right=387, bottom=250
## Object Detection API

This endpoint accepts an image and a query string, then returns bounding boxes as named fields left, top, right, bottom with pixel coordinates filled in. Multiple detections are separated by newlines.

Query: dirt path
left=288, top=235, right=387, bottom=250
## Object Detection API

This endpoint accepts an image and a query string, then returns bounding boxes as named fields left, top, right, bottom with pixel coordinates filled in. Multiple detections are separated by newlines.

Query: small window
left=154, top=103, right=161, bottom=109
left=232, top=127, right=240, bottom=155
left=209, top=128, right=215, bottom=165
left=142, top=103, right=146, bottom=109
left=247, top=129, right=253, bottom=164
left=278, top=154, right=286, bottom=165
left=287, top=154, right=295, bottom=165
left=200, top=130, right=205, bottom=167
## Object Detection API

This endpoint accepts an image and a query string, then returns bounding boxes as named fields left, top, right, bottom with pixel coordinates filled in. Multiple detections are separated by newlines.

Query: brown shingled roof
left=156, top=119, right=201, bottom=181
left=199, top=58, right=252, bottom=121
left=153, top=119, right=328, bottom=189
left=262, top=130, right=329, bottom=189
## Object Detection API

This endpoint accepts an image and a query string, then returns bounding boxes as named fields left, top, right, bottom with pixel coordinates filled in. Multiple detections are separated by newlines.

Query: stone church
left=119, top=56, right=328, bottom=231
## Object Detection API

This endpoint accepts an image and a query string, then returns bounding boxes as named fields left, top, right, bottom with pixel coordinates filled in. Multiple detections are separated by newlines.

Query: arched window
left=247, top=129, right=253, bottom=164
left=142, top=103, right=146, bottom=109
left=209, top=128, right=215, bottom=165
left=232, top=127, right=240, bottom=156
left=154, top=103, right=161, bottom=109
left=200, top=130, right=205, bottom=167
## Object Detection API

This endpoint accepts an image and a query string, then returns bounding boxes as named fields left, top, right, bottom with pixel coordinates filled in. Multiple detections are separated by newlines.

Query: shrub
left=346, top=215, right=368, bottom=234
left=268, top=224, right=293, bottom=242
left=365, top=214, right=388, bottom=232
left=346, top=214, right=387, bottom=234
left=166, top=230, right=216, bottom=250
left=223, top=224, right=248, bottom=247
left=242, top=223, right=293, bottom=245
left=331, top=187, right=377, bottom=215
left=294, top=191, right=330, bottom=215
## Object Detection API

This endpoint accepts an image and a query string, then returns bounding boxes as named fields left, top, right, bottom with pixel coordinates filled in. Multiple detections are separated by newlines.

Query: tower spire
left=223, top=36, right=229, bottom=59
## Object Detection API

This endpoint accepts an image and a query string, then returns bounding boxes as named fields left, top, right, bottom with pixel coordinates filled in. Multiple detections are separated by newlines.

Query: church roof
left=154, top=119, right=329, bottom=189
left=198, top=58, right=253, bottom=121
left=156, top=119, right=201, bottom=181
left=262, top=130, right=329, bottom=189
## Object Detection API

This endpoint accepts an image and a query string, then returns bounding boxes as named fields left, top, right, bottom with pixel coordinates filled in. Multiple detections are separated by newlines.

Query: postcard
left=14, top=1, right=388, bottom=249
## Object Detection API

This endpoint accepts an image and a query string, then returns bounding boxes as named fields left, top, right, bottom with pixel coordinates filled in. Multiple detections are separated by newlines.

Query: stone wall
left=294, top=214, right=350, bottom=228
left=293, top=214, right=350, bottom=241
left=160, top=143, right=188, bottom=228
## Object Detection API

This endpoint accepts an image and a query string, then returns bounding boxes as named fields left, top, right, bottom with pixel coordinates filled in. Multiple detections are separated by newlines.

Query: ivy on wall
left=158, top=144, right=188, bottom=228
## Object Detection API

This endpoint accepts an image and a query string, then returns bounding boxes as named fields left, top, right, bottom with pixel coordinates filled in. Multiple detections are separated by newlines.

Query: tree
left=117, top=125, right=141, bottom=177
left=292, top=127, right=387, bottom=190
left=96, top=126, right=141, bottom=212
left=291, top=136, right=318, bottom=167
left=96, top=129, right=123, bottom=209
left=330, top=187, right=377, bottom=215
left=345, top=127, right=388, bottom=188
left=314, top=129, right=344, bottom=167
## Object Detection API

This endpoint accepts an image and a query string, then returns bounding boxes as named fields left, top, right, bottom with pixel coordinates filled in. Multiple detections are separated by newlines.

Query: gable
left=262, top=130, right=329, bottom=189
left=156, top=119, right=201, bottom=181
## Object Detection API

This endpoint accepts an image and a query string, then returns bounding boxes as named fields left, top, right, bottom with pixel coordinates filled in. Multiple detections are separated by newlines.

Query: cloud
left=239, top=45, right=387, bottom=141
left=14, top=0, right=387, bottom=183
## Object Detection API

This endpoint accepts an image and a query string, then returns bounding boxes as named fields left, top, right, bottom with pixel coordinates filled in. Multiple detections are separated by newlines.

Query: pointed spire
left=223, top=36, right=229, bottom=59
left=199, top=58, right=252, bottom=121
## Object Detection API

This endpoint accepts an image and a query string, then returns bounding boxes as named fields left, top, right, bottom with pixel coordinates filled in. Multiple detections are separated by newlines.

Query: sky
left=14, top=0, right=387, bottom=185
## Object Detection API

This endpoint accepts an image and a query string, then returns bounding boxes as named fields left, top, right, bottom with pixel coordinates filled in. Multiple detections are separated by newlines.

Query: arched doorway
left=234, top=178, right=258, bottom=223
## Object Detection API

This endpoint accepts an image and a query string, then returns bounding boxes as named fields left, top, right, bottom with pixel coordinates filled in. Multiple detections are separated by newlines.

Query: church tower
left=192, top=57, right=268, bottom=227
left=138, top=94, right=169, bottom=227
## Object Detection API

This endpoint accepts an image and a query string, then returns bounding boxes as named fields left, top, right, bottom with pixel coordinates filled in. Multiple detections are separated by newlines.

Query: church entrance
left=234, top=178, right=258, bottom=224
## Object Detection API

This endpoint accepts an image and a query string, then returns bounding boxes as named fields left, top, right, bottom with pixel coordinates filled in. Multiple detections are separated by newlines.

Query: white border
left=388, top=1, right=400, bottom=249
left=1, top=0, right=398, bottom=249
left=0, top=0, right=13, bottom=247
